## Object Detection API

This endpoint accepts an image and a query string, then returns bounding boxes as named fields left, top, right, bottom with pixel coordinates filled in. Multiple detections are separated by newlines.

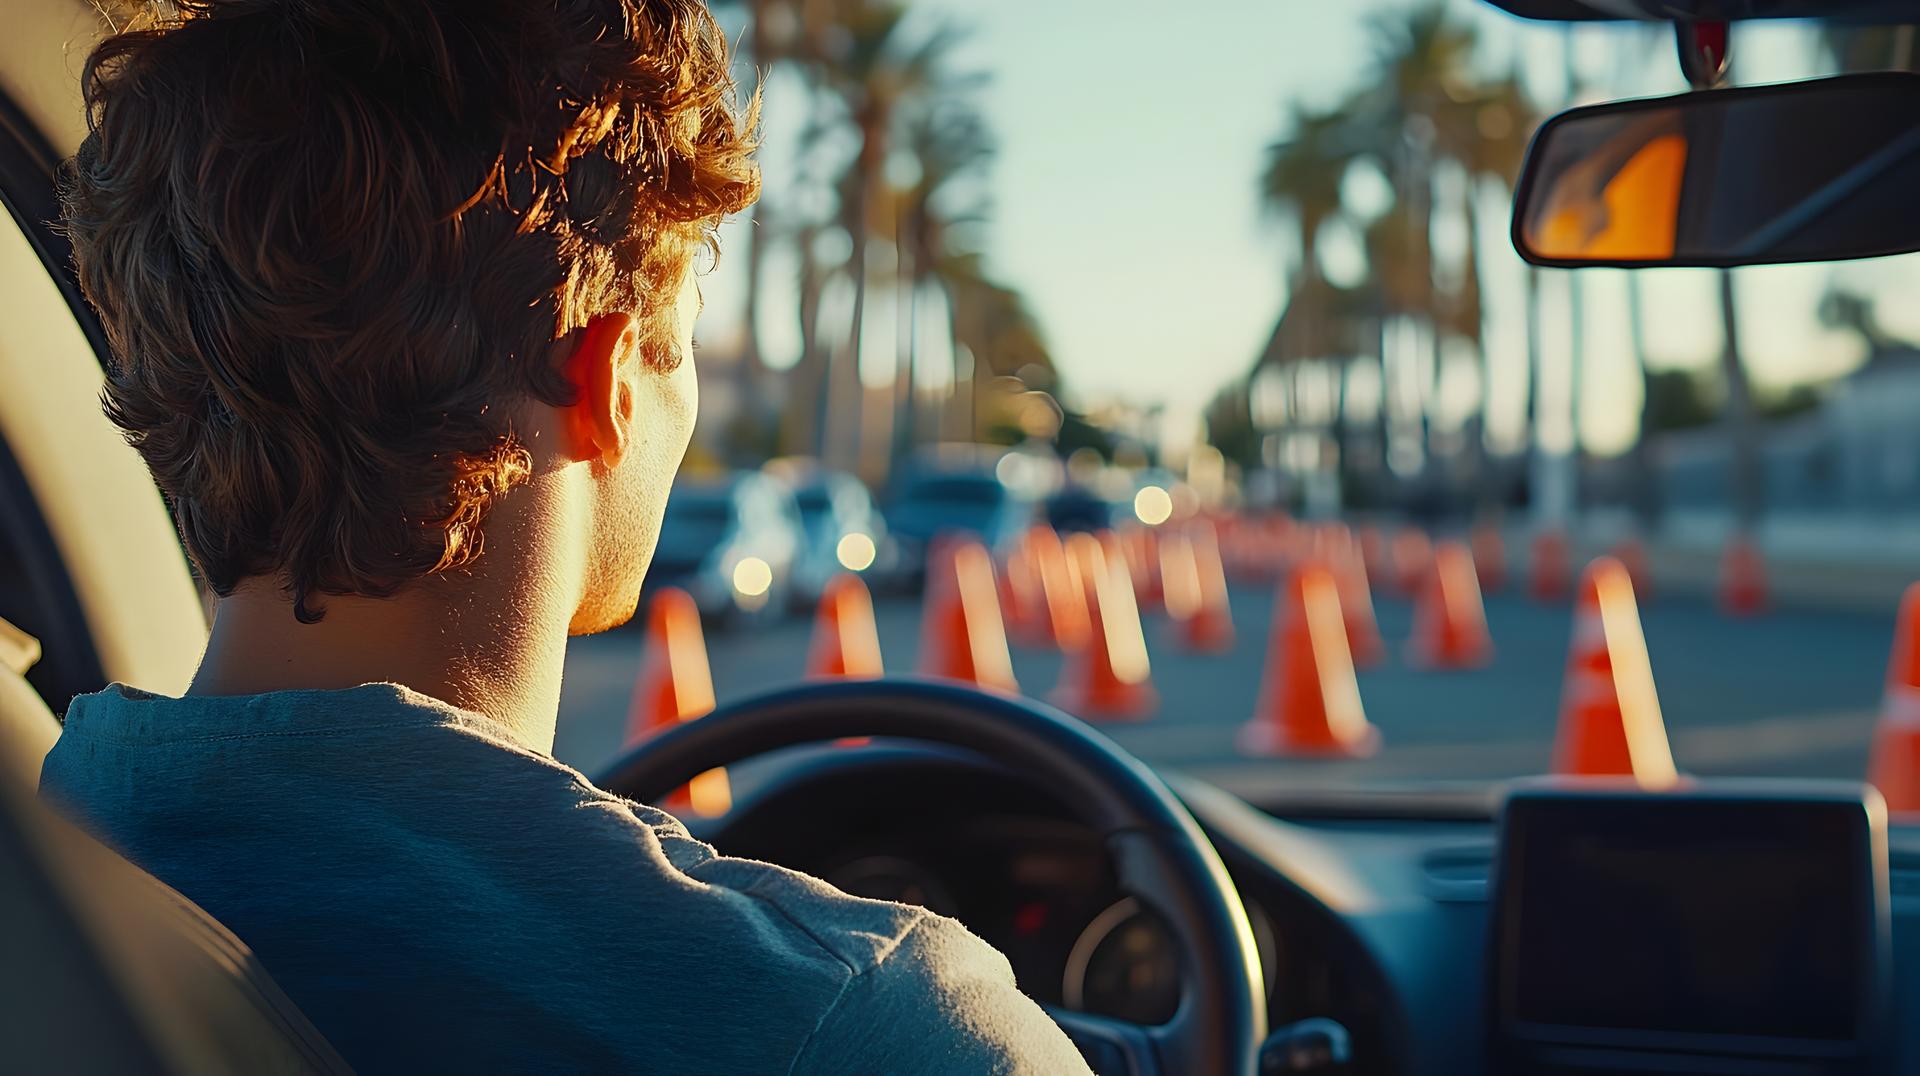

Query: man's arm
left=790, top=913, right=1094, bottom=1076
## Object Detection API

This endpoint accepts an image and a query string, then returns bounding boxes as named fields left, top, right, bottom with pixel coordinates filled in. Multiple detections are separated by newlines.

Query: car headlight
left=731, top=556, right=773, bottom=598
left=1133, top=485, right=1173, bottom=526
left=836, top=532, right=877, bottom=572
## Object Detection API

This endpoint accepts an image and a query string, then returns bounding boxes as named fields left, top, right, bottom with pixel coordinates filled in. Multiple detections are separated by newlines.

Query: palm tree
left=940, top=256, right=1056, bottom=441
left=718, top=0, right=864, bottom=381
left=1439, top=72, right=1537, bottom=507
left=892, top=97, right=994, bottom=462
left=1626, top=274, right=1662, bottom=526
left=1344, top=2, right=1486, bottom=493
left=1262, top=107, right=1358, bottom=291
left=1720, top=270, right=1762, bottom=528
left=1259, top=105, right=1366, bottom=498
left=808, top=7, right=968, bottom=470
left=778, top=105, right=857, bottom=458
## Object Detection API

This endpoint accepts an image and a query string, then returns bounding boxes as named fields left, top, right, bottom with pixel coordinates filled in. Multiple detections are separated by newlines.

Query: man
left=39, top=1, right=1092, bottom=1072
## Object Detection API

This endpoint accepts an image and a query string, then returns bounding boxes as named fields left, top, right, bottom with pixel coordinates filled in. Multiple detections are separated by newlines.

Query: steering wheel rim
left=595, top=677, right=1266, bottom=1076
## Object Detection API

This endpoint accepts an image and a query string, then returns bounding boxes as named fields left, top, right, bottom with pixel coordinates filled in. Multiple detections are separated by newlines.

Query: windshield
left=546, top=7, right=1920, bottom=807
left=792, top=485, right=836, bottom=531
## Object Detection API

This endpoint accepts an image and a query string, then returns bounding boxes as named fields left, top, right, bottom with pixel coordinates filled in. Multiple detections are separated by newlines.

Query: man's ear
left=560, top=313, right=640, bottom=465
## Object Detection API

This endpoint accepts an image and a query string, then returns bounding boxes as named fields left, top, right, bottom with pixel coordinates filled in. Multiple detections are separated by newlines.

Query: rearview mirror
left=1511, top=73, right=1920, bottom=269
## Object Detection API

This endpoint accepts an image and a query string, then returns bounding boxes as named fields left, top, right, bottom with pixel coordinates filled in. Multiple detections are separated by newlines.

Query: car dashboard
left=691, top=747, right=1920, bottom=1076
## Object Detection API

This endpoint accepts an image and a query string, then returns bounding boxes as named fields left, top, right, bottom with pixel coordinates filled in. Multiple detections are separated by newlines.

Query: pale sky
left=697, top=1, right=1920, bottom=459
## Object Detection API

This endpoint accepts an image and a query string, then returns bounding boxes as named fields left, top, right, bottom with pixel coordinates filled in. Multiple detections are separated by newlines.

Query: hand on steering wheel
left=596, top=677, right=1268, bottom=1076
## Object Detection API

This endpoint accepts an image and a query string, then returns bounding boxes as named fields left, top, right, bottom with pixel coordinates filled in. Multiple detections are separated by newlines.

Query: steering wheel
left=596, top=677, right=1266, bottom=1076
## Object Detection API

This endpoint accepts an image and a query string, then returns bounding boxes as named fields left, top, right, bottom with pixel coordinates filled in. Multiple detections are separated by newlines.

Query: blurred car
left=783, top=469, right=897, bottom=603
left=1042, top=482, right=1118, bottom=534
left=885, top=463, right=1030, bottom=585
left=649, top=473, right=805, bottom=621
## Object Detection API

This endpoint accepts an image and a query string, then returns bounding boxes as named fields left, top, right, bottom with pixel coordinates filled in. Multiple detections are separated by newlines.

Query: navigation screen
left=1502, top=797, right=1870, bottom=1042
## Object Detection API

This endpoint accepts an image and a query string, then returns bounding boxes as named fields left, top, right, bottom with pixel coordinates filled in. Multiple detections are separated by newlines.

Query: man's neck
left=188, top=488, right=580, bottom=753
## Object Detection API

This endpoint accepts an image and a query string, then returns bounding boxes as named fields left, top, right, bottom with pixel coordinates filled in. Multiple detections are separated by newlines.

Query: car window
left=904, top=478, right=1006, bottom=507
left=0, top=91, right=204, bottom=709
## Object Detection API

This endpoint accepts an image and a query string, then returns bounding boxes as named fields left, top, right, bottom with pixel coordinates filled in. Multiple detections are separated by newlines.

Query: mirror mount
left=1675, top=20, right=1731, bottom=90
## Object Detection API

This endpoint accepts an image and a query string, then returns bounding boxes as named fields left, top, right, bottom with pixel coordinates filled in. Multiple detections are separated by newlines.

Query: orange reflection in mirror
left=1534, top=132, right=1686, bottom=261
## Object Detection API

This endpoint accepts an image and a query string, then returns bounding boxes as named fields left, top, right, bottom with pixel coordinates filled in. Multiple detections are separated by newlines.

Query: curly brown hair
left=61, top=0, right=759, bottom=621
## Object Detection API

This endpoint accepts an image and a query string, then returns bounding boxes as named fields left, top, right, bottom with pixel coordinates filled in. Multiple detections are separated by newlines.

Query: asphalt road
left=551, top=573, right=1903, bottom=801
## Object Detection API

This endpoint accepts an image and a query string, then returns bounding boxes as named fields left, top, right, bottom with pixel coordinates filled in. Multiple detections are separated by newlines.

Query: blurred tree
left=893, top=97, right=994, bottom=463
left=1261, top=107, right=1358, bottom=293
left=1757, top=383, right=1825, bottom=423
left=942, top=260, right=1057, bottom=442
left=1440, top=72, right=1536, bottom=509
left=1719, top=270, right=1762, bottom=528
left=1820, top=286, right=1904, bottom=360
left=811, top=9, right=973, bottom=473
left=1258, top=105, right=1368, bottom=500
left=1253, top=2, right=1532, bottom=511
left=1353, top=3, right=1477, bottom=472
left=1643, top=368, right=1721, bottom=434
left=1053, top=410, right=1117, bottom=461
left=1203, top=383, right=1261, bottom=473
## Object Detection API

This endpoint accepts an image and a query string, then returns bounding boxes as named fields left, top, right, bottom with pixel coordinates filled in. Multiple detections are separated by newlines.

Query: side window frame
left=0, top=89, right=112, bottom=708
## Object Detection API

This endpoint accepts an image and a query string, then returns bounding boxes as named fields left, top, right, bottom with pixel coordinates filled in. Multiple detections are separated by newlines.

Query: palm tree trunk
left=783, top=229, right=827, bottom=458
left=1373, top=315, right=1392, bottom=496
left=904, top=277, right=920, bottom=448
left=1462, top=197, right=1494, bottom=515
left=1333, top=357, right=1353, bottom=509
left=891, top=235, right=918, bottom=470
left=942, top=281, right=969, bottom=443
left=1627, top=272, right=1662, bottom=529
left=1524, top=264, right=1548, bottom=519
left=828, top=121, right=883, bottom=470
left=1565, top=268, right=1584, bottom=517
left=1719, top=270, right=1762, bottom=528
left=738, top=5, right=770, bottom=374
left=833, top=241, right=867, bottom=470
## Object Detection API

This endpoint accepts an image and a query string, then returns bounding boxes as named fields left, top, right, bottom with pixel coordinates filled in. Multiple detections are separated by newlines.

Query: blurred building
left=1646, top=348, right=1920, bottom=525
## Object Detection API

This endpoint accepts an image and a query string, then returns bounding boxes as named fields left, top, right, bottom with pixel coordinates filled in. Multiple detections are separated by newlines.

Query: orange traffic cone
left=1052, top=533, right=1157, bottom=719
left=1392, top=529, right=1434, bottom=597
left=1121, top=527, right=1163, bottom=614
left=1336, top=542, right=1386, bottom=668
left=917, top=538, right=1018, bottom=692
left=1238, top=563, right=1379, bottom=757
left=1530, top=528, right=1570, bottom=602
left=1407, top=541, right=1494, bottom=669
left=1550, top=558, right=1678, bottom=787
left=1612, top=536, right=1652, bottom=601
left=1720, top=534, right=1767, bottom=616
left=1868, top=583, right=1920, bottom=816
left=1028, top=525, right=1090, bottom=650
left=1164, top=519, right=1234, bottom=652
left=1226, top=517, right=1260, bottom=583
left=806, top=572, right=884, bottom=679
left=1313, top=525, right=1383, bottom=668
left=624, top=588, right=732, bottom=816
left=1217, top=516, right=1250, bottom=582
left=1159, top=530, right=1201, bottom=627
left=1358, top=526, right=1388, bottom=589
left=1471, top=524, right=1506, bottom=594
left=999, top=531, right=1049, bottom=645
